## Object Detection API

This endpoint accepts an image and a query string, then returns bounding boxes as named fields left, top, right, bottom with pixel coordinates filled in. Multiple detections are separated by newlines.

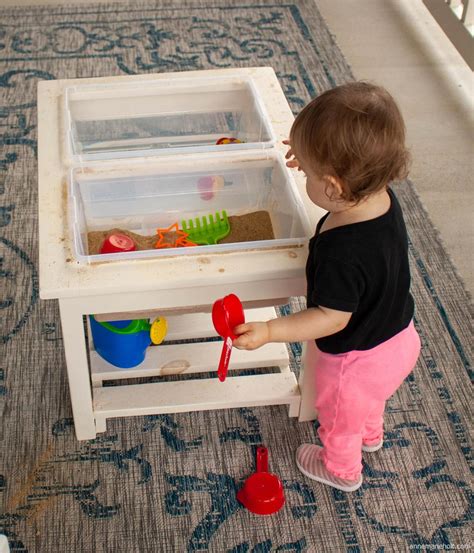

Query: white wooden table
left=38, top=67, right=322, bottom=440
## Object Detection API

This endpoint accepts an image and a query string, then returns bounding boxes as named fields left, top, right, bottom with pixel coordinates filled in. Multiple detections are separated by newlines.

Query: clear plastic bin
left=69, top=151, right=310, bottom=264
left=64, top=76, right=275, bottom=162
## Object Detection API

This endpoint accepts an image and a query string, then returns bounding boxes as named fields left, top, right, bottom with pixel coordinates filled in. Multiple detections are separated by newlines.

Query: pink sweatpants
left=315, top=320, right=421, bottom=480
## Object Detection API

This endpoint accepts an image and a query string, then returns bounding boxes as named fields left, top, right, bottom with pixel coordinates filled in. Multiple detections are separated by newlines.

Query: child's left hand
left=233, top=322, right=270, bottom=350
left=283, top=139, right=302, bottom=171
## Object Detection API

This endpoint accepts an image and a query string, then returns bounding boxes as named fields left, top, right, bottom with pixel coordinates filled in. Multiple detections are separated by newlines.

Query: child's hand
left=283, top=139, right=302, bottom=171
left=233, top=322, right=270, bottom=350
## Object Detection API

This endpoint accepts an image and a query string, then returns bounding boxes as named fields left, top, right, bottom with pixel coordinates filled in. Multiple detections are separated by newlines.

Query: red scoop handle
left=218, top=336, right=233, bottom=382
left=256, top=446, right=269, bottom=473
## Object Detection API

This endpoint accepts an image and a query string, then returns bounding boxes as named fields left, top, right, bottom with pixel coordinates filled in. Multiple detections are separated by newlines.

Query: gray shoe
left=362, top=439, right=383, bottom=452
left=296, top=444, right=363, bottom=492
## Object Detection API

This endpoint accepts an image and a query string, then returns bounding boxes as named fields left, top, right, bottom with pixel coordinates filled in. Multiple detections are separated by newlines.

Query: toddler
left=233, top=82, right=421, bottom=492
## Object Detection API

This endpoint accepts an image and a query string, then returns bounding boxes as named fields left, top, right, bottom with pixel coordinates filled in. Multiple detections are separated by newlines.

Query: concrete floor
left=317, top=0, right=473, bottom=294
left=2, top=0, right=473, bottom=292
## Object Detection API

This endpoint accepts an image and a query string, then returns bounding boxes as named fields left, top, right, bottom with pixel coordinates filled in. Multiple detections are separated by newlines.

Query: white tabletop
left=38, top=67, right=324, bottom=300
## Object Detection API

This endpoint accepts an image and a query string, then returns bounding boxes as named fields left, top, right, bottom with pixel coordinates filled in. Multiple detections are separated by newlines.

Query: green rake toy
left=181, top=210, right=230, bottom=245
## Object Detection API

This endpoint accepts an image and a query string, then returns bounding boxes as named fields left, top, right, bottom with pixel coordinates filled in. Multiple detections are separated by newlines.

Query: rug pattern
left=0, top=1, right=472, bottom=552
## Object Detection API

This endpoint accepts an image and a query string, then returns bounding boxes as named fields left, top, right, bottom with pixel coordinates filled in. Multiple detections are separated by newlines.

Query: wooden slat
left=93, top=372, right=300, bottom=422
left=164, top=306, right=278, bottom=340
left=93, top=299, right=289, bottom=322
left=89, top=307, right=279, bottom=344
left=164, top=312, right=216, bottom=340
left=90, top=339, right=289, bottom=383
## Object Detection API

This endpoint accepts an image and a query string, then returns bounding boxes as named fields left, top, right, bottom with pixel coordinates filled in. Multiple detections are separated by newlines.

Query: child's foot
left=295, top=444, right=362, bottom=492
left=362, top=439, right=383, bottom=452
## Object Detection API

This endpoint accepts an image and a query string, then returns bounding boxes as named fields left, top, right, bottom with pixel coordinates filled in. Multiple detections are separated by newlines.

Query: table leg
left=59, top=299, right=97, bottom=440
left=298, top=340, right=318, bottom=421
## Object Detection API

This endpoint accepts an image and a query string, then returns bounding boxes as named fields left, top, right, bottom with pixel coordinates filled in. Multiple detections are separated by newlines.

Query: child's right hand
left=233, top=322, right=270, bottom=351
left=283, top=139, right=302, bottom=171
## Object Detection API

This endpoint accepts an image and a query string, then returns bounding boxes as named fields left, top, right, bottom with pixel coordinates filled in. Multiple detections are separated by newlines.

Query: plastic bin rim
left=91, top=316, right=150, bottom=334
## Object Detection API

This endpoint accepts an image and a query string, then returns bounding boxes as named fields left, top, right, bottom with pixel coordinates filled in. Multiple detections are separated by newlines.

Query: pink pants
left=315, top=320, right=421, bottom=480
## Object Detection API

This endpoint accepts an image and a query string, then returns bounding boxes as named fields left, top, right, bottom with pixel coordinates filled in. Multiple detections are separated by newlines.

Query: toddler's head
left=290, top=82, right=410, bottom=204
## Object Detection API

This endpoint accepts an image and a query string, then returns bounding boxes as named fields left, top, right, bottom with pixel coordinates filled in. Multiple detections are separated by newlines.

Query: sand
left=87, top=211, right=274, bottom=255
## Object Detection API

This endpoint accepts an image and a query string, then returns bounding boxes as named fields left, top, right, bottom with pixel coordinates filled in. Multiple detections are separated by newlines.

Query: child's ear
left=323, top=175, right=345, bottom=200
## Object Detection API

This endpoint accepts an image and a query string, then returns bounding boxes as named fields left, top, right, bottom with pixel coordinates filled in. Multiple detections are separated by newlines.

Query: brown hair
left=290, top=81, right=410, bottom=203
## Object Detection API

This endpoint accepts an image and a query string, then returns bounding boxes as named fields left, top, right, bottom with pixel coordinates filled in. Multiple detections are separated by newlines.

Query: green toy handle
left=93, top=317, right=151, bottom=335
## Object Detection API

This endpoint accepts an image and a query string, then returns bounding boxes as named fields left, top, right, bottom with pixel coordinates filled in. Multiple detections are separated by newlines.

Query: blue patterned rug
left=0, top=1, right=472, bottom=551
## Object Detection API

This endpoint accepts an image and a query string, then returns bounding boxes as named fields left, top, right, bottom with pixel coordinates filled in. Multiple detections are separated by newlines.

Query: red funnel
left=237, top=446, right=285, bottom=515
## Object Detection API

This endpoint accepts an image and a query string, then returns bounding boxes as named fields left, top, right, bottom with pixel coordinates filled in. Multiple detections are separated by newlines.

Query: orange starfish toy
left=155, top=222, right=197, bottom=249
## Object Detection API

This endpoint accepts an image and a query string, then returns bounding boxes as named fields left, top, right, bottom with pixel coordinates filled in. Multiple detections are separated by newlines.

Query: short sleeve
left=310, top=256, right=362, bottom=313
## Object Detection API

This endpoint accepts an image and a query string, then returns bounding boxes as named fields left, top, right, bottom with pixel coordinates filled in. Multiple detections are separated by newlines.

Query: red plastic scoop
left=212, top=294, right=245, bottom=382
left=237, top=446, right=285, bottom=515
left=100, top=233, right=136, bottom=254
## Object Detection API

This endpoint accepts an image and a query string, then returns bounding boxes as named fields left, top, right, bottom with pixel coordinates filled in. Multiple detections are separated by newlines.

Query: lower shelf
left=93, top=371, right=300, bottom=427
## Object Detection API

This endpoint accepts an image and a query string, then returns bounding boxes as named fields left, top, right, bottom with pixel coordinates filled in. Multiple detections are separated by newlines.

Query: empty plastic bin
left=90, top=317, right=151, bottom=368
left=64, top=76, right=275, bottom=162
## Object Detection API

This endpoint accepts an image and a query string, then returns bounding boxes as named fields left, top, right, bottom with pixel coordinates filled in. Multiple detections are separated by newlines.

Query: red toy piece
left=237, top=446, right=285, bottom=515
left=100, top=233, right=136, bottom=254
left=212, top=294, right=245, bottom=382
left=216, top=137, right=243, bottom=145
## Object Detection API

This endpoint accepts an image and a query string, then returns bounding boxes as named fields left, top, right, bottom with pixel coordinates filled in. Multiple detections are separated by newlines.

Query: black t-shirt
left=306, top=188, right=414, bottom=354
